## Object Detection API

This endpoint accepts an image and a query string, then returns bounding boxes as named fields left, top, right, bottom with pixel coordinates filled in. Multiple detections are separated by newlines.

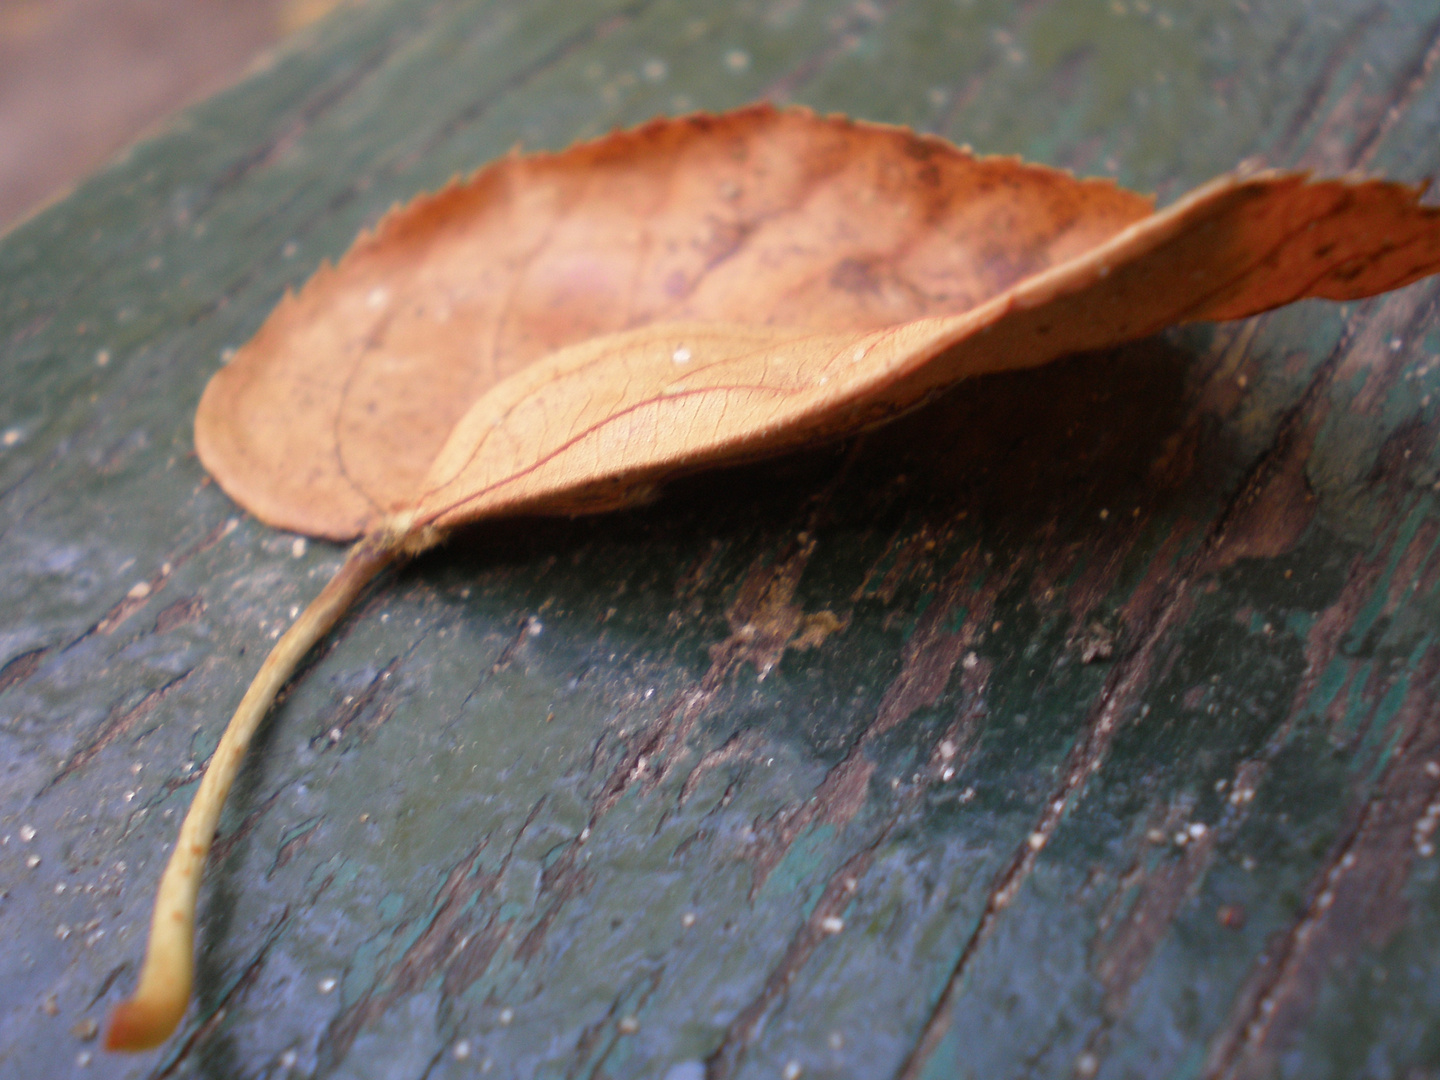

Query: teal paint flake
left=1363, top=674, right=1413, bottom=766
left=1332, top=659, right=1376, bottom=740
left=1286, top=610, right=1316, bottom=639
left=1345, top=503, right=1434, bottom=650
left=755, top=823, right=837, bottom=917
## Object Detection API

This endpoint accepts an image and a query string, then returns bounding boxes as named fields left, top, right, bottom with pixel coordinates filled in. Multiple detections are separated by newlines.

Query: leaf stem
left=103, top=532, right=398, bottom=1052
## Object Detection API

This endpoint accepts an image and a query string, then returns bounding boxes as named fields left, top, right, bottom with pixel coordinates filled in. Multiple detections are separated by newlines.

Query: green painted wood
left=4, top=1, right=1440, bottom=1077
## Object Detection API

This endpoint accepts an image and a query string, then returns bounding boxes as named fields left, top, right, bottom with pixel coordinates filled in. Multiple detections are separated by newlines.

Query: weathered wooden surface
left=4, top=1, right=1440, bottom=1077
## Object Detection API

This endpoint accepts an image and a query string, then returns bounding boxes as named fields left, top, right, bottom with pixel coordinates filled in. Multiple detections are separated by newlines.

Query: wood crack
left=42, top=665, right=200, bottom=793
left=315, top=799, right=543, bottom=1071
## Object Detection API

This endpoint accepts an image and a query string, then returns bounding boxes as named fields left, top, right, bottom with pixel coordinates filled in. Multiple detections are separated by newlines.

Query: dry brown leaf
left=108, top=104, right=1440, bottom=1052
left=195, top=106, right=1155, bottom=539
